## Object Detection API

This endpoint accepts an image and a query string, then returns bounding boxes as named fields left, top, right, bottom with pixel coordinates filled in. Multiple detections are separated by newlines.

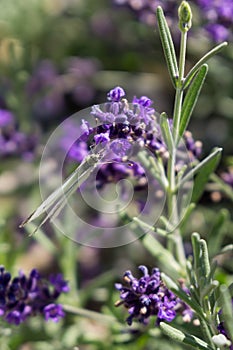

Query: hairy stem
left=167, top=31, right=187, bottom=269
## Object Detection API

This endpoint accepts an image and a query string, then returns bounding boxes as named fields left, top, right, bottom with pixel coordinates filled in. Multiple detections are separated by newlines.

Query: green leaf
left=183, top=42, right=228, bottom=89
left=199, top=239, right=211, bottom=281
left=218, top=285, right=233, bottom=343
left=177, top=148, right=222, bottom=201
left=191, top=148, right=222, bottom=203
left=156, top=6, right=178, bottom=87
left=160, top=322, right=213, bottom=350
left=208, top=209, right=230, bottom=256
left=160, top=112, right=174, bottom=152
left=143, top=235, right=181, bottom=279
left=179, top=64, right=208, bottom=138
left=191, top=233, right=211, bottom=286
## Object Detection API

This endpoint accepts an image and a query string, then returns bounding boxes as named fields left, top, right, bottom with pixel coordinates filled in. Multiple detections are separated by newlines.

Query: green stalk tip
left=178, top=1, right=192, bottom=33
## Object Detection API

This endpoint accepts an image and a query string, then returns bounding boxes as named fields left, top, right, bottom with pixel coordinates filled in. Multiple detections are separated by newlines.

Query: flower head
left=115, top=266, right=180, bottom=325
left=0, top=266, right=69, bottom=325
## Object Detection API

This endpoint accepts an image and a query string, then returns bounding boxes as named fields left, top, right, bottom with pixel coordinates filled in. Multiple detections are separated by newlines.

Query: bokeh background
left=0, top=0, right=232, bottom=349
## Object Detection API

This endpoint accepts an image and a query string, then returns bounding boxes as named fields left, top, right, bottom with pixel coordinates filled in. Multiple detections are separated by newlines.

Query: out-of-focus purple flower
left=205, top=23, right=230, bottom=42
left=183, top=131, right=203, bottom=161
left=0, top=109, right=14, bottom=127
left=64, top=57, right=100, bottom=106
left=26, top=60, right=58, bottom=96
left=113, top=0, right=233, bottom=42
left=0, top=109, right=38, bottom=160
left=113, top=0, right=177, bottom=27
left=220, top=167, right=233, bottom=188
left=27, top=57, right=101, bottom=124
left=196, top=0, right=233, bottom=41
left=0, top=266, right=69, bottom=325
left=115, top=266, right=191, bottom=325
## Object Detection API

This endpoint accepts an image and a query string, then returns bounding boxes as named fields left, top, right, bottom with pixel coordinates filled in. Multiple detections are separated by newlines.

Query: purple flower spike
left=107, top=86, right=126, bottom=102
left=0, top=266, right=69, bottom=325
left=115, top=266, right=179, bottom=325
left=115, top=266, right=193, bottom=326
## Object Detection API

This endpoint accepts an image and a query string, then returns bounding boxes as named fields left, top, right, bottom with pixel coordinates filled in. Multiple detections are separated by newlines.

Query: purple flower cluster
left=115, top=266, right=192, bottom=325
left=0, top=109, right=37, bottom=160
left=0, top=266, right=69, bottom=325
left=62, top=87, right=201, bottom=190
left=27, top=57, right=100, bottom=125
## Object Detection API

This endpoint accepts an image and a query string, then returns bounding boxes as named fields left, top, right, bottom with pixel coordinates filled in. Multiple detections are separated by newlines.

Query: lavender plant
left=1, top=1, right=232, bottom=349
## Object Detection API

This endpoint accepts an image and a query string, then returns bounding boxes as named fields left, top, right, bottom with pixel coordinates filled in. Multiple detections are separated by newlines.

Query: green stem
left=173, top=30, right=187, bottom=142
left=62, top=304, right=117, bottom=324
left=166, top=31, right=187, bottom=269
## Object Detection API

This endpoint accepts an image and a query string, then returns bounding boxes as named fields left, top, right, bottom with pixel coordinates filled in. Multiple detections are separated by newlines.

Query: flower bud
left=178, top=1, right=192, bottom=33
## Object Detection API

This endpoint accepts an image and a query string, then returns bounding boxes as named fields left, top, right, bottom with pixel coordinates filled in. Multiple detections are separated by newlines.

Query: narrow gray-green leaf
left=156, top=6, right=178, bottom=87
left=179, top=64, right=208, bottom=138
left=143, top=235, right=181, bottom=279
left=208, top=209, right=229, bottom=256
left=215, top=244, right=233, bottom=256
left=199, top=239, right=211, bottom=280
left=177, top=147, right=222, bottom=201
left=219, top=285, right=233, bottom=343
left=191, top=148, right=222, bottom=203
left=160, top=112, right=174, bottom=152
left=160, top=322, right=213, bottom=350
left=183, top=42, right=228, bottom=89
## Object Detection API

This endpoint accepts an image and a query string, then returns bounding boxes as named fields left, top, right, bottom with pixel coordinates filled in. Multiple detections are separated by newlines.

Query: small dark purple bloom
left=0, top=266, right=69, bottom=325
left=107, top=86, right=126, bottom=102
left=43, top=303, right=65, bottom=322
left=94, top=132, right=110, bottom=145
left=133, top=96, right=152, bottom=108
left=115, top=266, right=179, bottom=325
left=49, top=274, right=70, bottom=293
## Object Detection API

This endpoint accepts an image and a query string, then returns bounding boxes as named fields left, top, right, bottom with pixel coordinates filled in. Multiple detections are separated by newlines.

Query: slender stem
left=166, top=31, right=187, bottom=268
left=62, top=304, right=117, bottom=323
left=173, top=30, right=187, bottom=143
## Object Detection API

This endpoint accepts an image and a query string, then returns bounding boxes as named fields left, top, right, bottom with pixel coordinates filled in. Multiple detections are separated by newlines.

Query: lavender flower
left=61, top=86, right=202, bottom=190
left=0, top=109, right=37, bottom=160
left=0, top=266, right=69, bottom=325
left=115, top=266, right=191, bottom=325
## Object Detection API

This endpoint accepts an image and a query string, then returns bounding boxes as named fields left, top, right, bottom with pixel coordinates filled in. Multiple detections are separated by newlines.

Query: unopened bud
left=178, top=1, right=192, bottom=32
